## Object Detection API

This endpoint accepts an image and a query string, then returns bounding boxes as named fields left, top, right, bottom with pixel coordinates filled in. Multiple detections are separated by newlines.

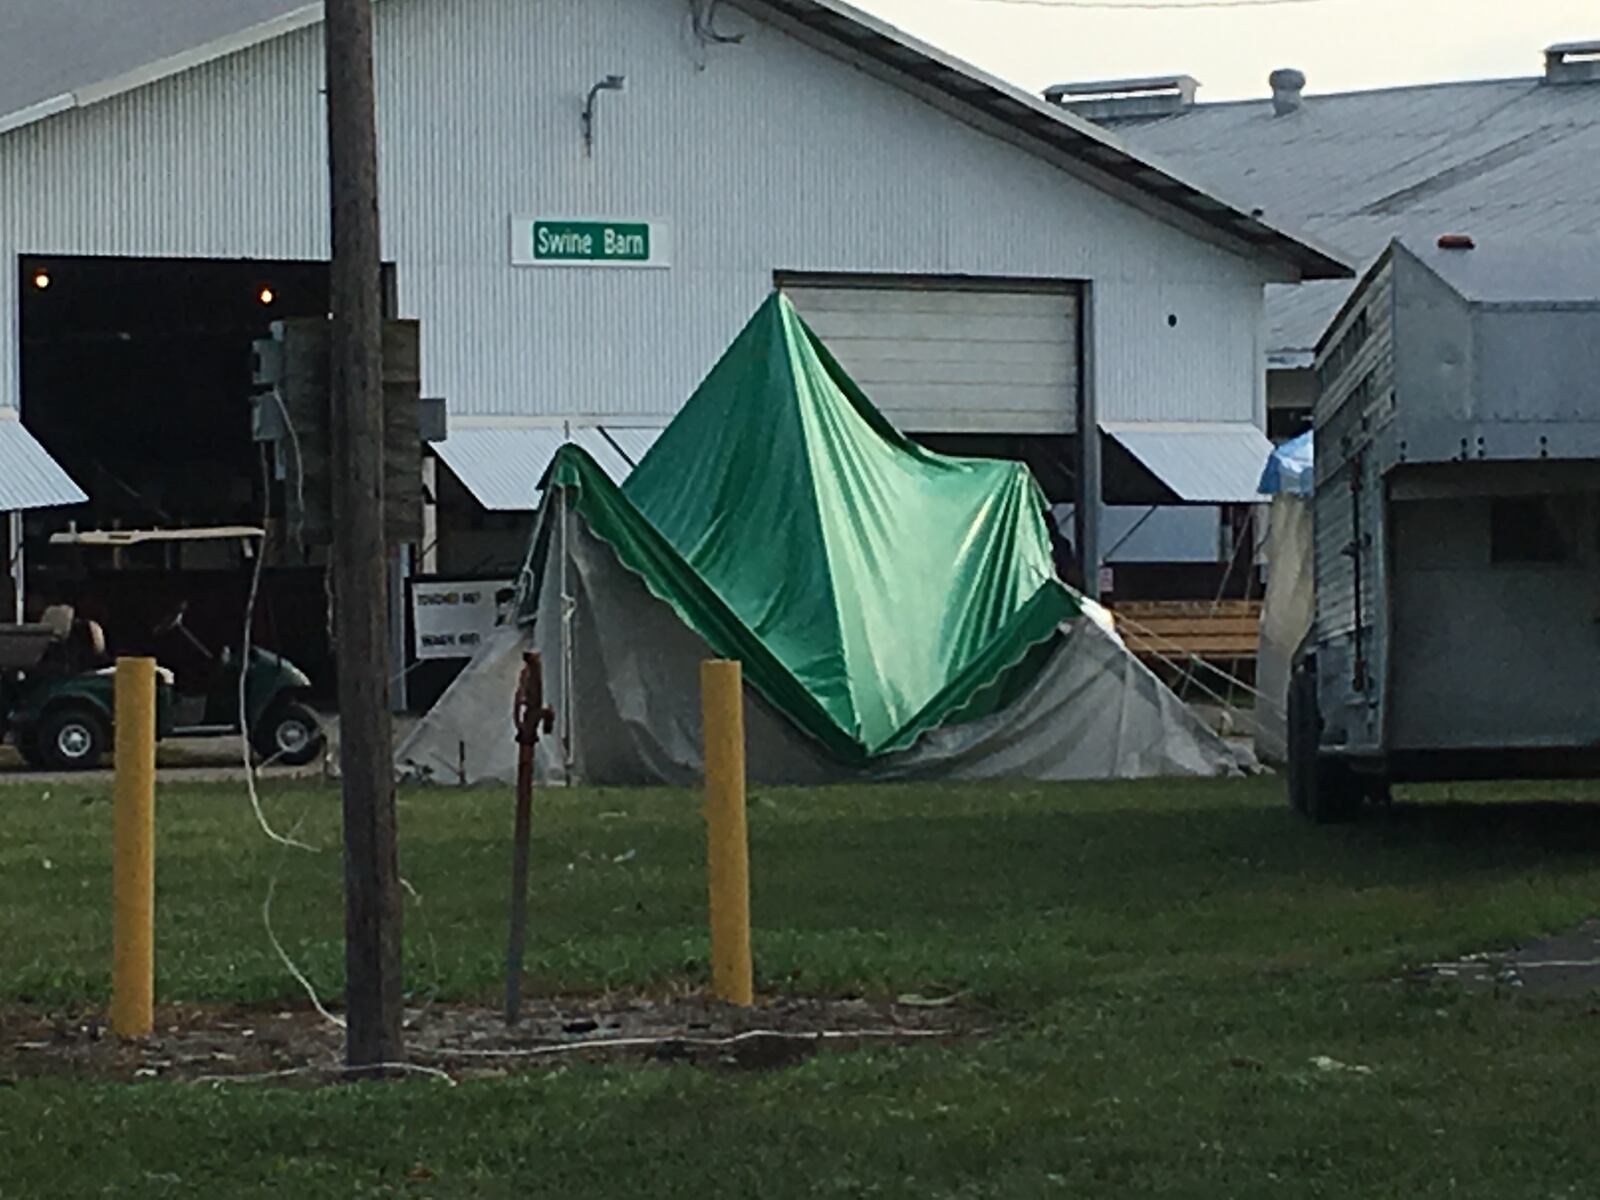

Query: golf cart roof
left=49, top=526, right=265, bottom=547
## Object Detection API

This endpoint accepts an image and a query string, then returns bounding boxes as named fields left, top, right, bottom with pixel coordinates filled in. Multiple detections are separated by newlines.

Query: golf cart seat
left=0, top=605, right=76, bottom=671
left=38, top=605, right=74, bottom=639
left=34, top=616, right=112, bottom=675
left=66, top=619, right=111, bottom=672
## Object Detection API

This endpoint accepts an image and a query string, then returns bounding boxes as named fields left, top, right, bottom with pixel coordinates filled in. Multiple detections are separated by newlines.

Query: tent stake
left=505, top=651, right=554, bottom=1025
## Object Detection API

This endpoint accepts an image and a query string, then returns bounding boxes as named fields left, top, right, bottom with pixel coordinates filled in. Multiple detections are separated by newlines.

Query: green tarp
left=532, top=293, right=1079, bottom=762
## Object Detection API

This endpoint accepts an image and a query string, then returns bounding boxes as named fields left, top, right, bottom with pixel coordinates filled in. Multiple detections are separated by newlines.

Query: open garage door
left=778, top=278, right=1080, bottom=435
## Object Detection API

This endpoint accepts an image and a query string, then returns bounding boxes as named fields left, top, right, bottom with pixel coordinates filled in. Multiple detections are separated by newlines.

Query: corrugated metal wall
left=0, top=0, right=1270, bottom=427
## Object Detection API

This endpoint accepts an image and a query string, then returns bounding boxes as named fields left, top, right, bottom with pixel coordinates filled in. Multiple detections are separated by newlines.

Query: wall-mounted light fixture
left=582, top=74, right=627, bottom=157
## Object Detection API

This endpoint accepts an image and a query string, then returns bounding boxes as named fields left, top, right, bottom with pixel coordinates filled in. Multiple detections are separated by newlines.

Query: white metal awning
left=433, top=425, right=662, bottom=511
left=1101, top=421, right=1274, bottom=504
left=0, top=413, right=87, bottom=512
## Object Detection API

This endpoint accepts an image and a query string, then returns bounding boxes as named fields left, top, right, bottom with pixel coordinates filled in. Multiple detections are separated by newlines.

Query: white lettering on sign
left=537, top=227, right=595, bottom=257
left=604, top=227, right=646, bottom=257
left=411, top=579, right=516, bottom=661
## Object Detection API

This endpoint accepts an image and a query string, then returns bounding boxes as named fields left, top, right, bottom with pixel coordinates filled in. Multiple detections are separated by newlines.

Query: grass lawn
left=4, top=774, right=1600, bottom=1197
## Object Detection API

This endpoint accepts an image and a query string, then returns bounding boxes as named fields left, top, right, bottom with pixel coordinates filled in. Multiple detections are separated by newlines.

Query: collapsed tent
left=1254, top=431, right=1313, bottom=765
left=399, top=295, right=1234, bottom=785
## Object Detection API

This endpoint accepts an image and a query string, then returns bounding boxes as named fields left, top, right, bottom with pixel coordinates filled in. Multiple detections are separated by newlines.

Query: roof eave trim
left=0, top=94, right=74, bottom=136
left=0, top=3, right=322, bottom=134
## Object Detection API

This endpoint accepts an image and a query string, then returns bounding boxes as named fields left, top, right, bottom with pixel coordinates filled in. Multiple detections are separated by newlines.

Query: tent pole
left=8, top=510, right=23, bottom=624
left=1075, top=285, right=1102, bottom=601
left=560, top=487, right=576, bottom=782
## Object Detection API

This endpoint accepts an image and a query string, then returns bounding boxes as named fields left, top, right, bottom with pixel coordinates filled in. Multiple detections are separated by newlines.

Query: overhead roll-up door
left=780, top=281, right=1080, bottom=435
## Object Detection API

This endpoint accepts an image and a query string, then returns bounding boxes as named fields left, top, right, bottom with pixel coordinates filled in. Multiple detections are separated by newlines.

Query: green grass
left=5, top=776, right=1600, bottom=1197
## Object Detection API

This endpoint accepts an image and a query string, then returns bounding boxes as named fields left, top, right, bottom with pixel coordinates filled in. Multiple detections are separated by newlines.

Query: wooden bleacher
left=1111, top=600, right=1262, bottom=668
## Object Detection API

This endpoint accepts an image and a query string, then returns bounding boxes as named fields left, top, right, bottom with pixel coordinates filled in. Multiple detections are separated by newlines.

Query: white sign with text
left=411, top=580, right=516, bottom=660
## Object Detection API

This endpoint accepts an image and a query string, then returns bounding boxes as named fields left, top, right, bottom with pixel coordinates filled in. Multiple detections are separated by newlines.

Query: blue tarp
left=1258, top=431, right=1313, bottom=497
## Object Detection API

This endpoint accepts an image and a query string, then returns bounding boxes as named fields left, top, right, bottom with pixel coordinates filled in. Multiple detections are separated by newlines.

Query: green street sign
left=534, top=220, right=648, bottom=262
left=511, top=217, right=671, bottom=269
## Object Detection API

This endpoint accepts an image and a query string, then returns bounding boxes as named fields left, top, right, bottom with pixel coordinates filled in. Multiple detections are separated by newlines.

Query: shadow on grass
left=1366, top=797, right=1600, bottom=856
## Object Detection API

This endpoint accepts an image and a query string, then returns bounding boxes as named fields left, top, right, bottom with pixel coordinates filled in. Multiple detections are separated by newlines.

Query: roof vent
left=1043, top=75, right=1199, bottom=122
left=1269, top=67, right=1306, bottom=115
left=1438, top=233, right=1476, bottom=250
left=1545, top=41, right=1600, bottom=84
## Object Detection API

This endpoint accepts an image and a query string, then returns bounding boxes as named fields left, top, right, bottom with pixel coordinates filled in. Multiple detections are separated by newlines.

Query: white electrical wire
left=263, top=871, right=346, bottom=1029
left=414, top=1027, right=960, bottom=1060
left=239, top=442, right=340, bottom=1032
left=191, top=1059, right=455, bottom=1087
left=186, top=1027, right=958, bottom=1086
left=267, top=388, right=305, bottom=550
left=242, top=448, right=317, bottom=853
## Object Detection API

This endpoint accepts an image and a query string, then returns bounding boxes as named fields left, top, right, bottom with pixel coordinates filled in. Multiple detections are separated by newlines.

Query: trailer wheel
left=1309, top=756, right=1363, bottom=824
left=1287, top=663, right=1361, bottom=823
left=1286, top=663, right=1316, bottom=813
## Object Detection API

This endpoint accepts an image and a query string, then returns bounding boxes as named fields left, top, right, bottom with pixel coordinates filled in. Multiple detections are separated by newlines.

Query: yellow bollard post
left=701, top=659, right=753, bottom=1006
left=111, top=656, right=157, bottom=1039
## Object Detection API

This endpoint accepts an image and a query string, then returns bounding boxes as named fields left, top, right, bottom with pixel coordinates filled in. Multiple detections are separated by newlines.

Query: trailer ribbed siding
left=1312, top=255, right=1395, bottom=752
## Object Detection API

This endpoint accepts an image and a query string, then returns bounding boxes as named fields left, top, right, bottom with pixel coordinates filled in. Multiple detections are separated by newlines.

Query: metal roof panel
left=0, top=415, right=88, bottom=511
left=1101, top=75, right=1600, bottom=352
left=433, top=426, right=660, bottom=512
left=1102, top=421, right=1276, bottom=504
left=0, top=0, right=314, bottom=130
left=1401, top=235, right=1600, bottom=305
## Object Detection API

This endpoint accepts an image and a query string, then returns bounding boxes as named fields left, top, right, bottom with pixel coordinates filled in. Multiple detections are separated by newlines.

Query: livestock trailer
left=1289, top=235, right=1600, bottom=820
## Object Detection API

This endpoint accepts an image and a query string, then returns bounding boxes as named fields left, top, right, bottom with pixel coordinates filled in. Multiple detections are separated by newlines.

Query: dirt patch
left=0, top=993, right=979, bottom=1086
left=1414, top=918, right=1600, bottom=999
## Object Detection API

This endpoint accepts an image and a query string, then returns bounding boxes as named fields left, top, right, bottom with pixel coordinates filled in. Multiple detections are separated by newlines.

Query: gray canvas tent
left=1254, top=432, right=1314, bottom=765
left=399, top=297, right=1234, bottom=786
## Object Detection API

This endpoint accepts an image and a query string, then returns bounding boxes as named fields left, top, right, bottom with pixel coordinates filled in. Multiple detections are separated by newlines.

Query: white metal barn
left=0, top=0, right=1344, bottom=693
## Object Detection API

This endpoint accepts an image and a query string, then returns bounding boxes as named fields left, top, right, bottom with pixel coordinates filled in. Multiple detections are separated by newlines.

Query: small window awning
left=433, top=425, right=662, bottom=511
left=1101, top=421, right=1275, bottom=504
left=0, top=413, right=87, bottom=512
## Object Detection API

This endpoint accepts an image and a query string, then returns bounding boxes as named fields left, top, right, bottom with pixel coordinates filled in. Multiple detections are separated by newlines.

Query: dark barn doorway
left=17, top=255, right=340, bottom=699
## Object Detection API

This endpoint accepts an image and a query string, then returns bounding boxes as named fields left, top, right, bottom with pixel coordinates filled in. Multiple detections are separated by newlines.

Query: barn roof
left=1094, top=67, right=1600, bottom=358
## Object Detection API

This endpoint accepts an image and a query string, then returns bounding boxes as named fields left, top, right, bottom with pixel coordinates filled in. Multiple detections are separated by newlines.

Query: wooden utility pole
left=325, top=0, right=403, bottom=1068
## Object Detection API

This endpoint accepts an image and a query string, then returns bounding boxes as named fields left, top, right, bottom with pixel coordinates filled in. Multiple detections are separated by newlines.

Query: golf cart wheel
left=253, top=701, right=324, bottom=767
left=36, top=706, right=109, bottom=771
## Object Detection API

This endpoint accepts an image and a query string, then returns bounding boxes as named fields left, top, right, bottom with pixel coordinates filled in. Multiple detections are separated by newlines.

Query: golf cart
left=0, top=527, right=324, bottom=770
